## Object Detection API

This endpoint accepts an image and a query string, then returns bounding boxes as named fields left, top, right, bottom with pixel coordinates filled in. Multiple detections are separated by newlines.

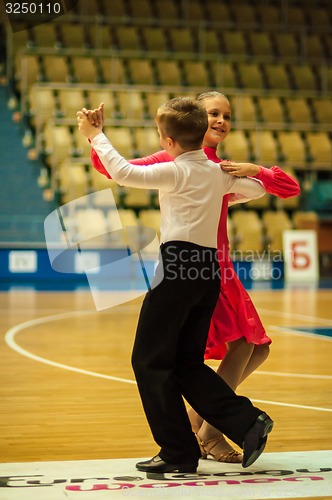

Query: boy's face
left=202, top=96, right=231, bottom=148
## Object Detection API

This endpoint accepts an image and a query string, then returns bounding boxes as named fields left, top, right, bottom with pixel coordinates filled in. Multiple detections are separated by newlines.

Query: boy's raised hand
left=83, top=102, right=104, bottom=128
left=77, top=109, right=103, bottom=140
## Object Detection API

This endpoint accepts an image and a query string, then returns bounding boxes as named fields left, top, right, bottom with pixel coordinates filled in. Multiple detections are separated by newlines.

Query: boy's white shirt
left=91, top=132, right=265, bottom=248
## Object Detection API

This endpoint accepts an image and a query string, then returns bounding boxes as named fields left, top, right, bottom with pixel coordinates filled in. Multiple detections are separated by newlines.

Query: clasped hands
left=77, top=102, right=104, bottom=140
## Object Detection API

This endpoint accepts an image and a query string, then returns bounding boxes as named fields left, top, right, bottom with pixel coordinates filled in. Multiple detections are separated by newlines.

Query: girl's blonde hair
left=196, top=91, right=229, bottom=104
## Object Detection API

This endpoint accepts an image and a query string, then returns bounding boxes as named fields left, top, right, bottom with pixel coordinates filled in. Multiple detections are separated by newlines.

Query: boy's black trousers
left=131, top=241, right=262, bottom=464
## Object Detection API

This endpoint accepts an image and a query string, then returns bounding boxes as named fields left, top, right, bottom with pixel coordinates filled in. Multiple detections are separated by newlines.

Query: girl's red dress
left=90, top=145, right=300, bottom=360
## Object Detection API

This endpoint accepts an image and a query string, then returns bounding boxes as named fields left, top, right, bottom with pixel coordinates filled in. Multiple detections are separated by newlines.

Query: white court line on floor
left=4, top=311, right=332, bottom=414
left=258, top=308, right=332, bottom=325
left=269, top=325, right=332, bottom=342
left=0, top=451, right=332, bottom=499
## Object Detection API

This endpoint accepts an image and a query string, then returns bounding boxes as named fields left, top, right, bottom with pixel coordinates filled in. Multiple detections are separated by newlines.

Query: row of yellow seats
left=16, top=53, right=330, bottom=92
left=42, top=123, right=331, bottom=173
left=28, top=86, right=332, bottom=129
left=12, top=22, right=331, bottom=62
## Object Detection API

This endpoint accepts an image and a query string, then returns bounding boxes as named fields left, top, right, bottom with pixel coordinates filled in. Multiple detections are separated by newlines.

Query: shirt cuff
left=91, top=132, right=107, bottom=145
left=254, top=165, right=274, bottom=183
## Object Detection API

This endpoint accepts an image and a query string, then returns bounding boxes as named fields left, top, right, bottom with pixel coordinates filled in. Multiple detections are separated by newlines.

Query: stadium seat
left=107, top=208, right=139, bottom=248
left=312, top=98, right=332, bottom=124
left=142, top=27, right=170, bottom=53
left=262, top=210, right=292, bottom=252
left=236, top=62, right=265, bottom=89
left=250, top=130, right=279, bottom=166
left=305, top=5, right=331, bottom=31
left=74, top=208, right=108, bottom=244
left=134, top=127, right=161, bottom=157
left=205, top=1, right=233, bottom=25
left=126, top=58, right=156, bottom=85
left=264, top=63, right=291, bottom=90
left=15, top=54, right=43, bottom=92
left=102, top=0, right=128, bottom=17
left=290, top=64, right=318, bottom=92
left=285, top=97, right=312, bottom=126
left=139, top=209, right=161, bottom=237
left=116, top=91, right=145, bottom=120
left=210, top=62, right=237, bottom=88
left=43, top=124, right=74, bottom=166
left=144, top=91, right=171, bottom=118
left=115, top=26, right=144, bottom=52
left=155, top=60, right=183, bottom=86
left=127, top=0, right=154, bottom=19
left=306, top=131, right=332, bottom=169
left=88, top=183, right=120, bottom=208
left=73, top=129, right=94, bottom=159
left=154, top=0, right=179, bottom=20
left=257, top=96, right=285, bottom=125
left=230, top=3, right=258, bottom=27
left=32, top=24, right=59, bottom=48
left=43, top=55, right=71, bottom=83
left=283, top=5, right=306, bottom=28
left=71, top=56, right=100, bottom=84
left=277, top=131, right=308, bottom=168
left=122, top=187, right=152, bottom=209
left=231, top=210, right=264, bottom=253
left=59, top=23, right=89, bottom=49
left=58, top=161, right=89, bottom=204
left=199, top=29, right=221, bottom=54
left=292, top=210, right=318, bottom=230
left=272, top=33, right=300, bottom=60
left=182, top=61, right=211, bottom=87
left=221, top=31, right=248, bottom=58
left=99, top=57, right=126, bottom=84
left=89, top=25, right=113, bottom=50
left=256, top=4, right=280, bottom=26
left=232, top=95, right=257, bottom=123
left=90, top=169, right=120, bottom=195
left=302, top=34, right=326, bottom=61
left=168, top=27, right=197, bottom=53
left=183, top=0, right=206, bottom=21
left=248, top=32, right=274, bottom=59
left=218, top=130, right=250, bottom=162
left=28, top=86, right=56, bottom=127
left=102, top=127, right=135, bottom=159
left=57, top=88, right=87, bottom=118
left=87, top=89, right=116, bottom=116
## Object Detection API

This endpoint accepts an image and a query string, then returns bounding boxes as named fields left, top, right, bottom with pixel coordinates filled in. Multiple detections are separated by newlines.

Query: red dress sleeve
left=253, top=166, right=301, bottom=199
left=90, top=146, right=172, bottom=179
left=91, top=146, right=111, bottom=178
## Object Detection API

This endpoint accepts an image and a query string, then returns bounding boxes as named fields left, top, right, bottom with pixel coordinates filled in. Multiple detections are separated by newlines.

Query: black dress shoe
left=242, top=412, right=274, bottom=468
left=136, top=455, right=198, bottom=473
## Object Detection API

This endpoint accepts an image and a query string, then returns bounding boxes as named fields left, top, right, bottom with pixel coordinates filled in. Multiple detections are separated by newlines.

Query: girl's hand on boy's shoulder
left=220, top=161, right=260, bottom=177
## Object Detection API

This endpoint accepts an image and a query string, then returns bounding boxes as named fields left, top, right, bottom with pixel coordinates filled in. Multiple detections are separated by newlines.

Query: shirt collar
left=174, top=149, right=207, bottom=163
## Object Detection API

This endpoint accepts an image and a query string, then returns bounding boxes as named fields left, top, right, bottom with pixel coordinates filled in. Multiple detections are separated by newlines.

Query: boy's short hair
left=155, top=97, right=208, bottom=150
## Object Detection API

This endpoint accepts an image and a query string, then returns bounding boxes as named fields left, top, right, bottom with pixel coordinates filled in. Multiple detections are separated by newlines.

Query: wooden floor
left=1, top=285, right=332, bottom=467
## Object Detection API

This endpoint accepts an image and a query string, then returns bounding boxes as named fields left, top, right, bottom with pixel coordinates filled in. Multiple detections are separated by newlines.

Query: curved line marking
left=4, top=311, right=332, bottom=411
left=4, top=310, right=136, bottom=385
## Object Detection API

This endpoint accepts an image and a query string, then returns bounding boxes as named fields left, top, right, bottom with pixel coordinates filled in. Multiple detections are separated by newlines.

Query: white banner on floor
left=0, top=451, right=331, bottom=499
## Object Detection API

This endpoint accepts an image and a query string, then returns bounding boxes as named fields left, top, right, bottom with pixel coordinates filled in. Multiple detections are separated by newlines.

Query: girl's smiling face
left=201, top=96, right=231, bottom=148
